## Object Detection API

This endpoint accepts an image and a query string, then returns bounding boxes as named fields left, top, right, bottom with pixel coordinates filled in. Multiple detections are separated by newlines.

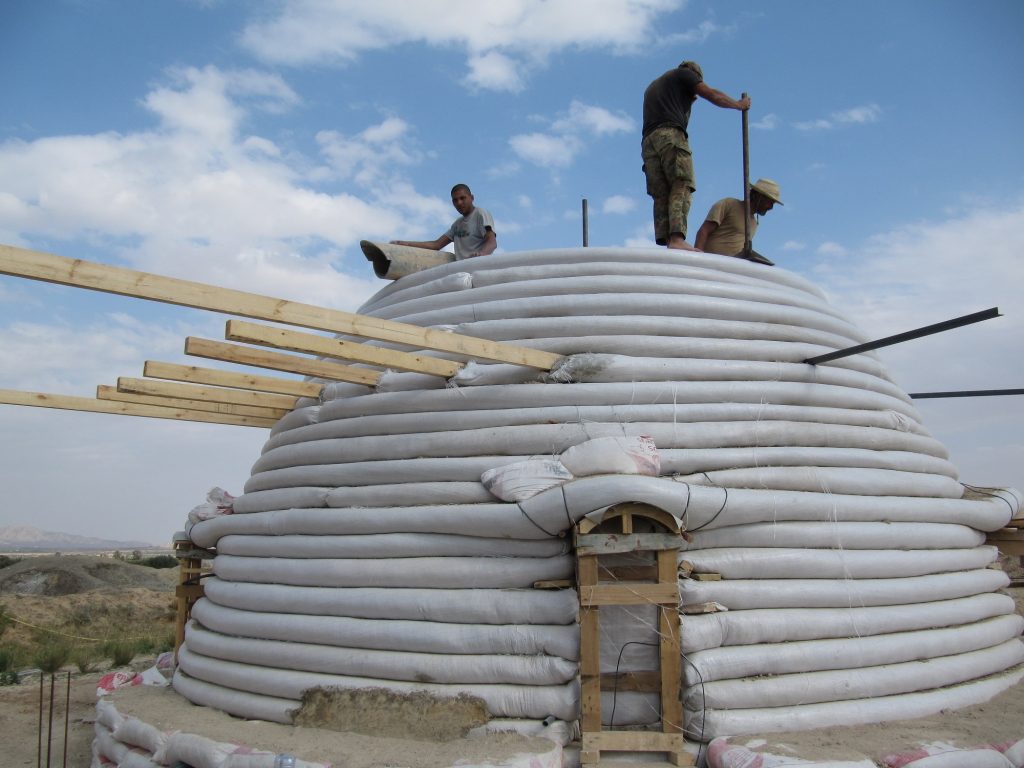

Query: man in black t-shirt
left=641, top=61, right=750, bottom=251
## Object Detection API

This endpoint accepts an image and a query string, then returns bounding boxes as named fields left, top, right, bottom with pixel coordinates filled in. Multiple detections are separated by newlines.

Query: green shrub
left=138, top=555, right=178, bottom=569
left=33, top=640, right=71, bottom=674
left=71, top=645, right=100, bottom=674
left=0, top=604, right=10, bottom=639
left=159, top=632, right=176, bottom=653
left=0, top=645, right=15, bottom=674
left=101, top=639, right=136, bottom=667
left=0, top=555, right=21, bottom=570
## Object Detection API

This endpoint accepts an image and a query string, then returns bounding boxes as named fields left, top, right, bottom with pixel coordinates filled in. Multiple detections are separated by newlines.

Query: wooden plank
left=97, top=385, right=290, bottom=419
left=144, top=360, right=322, bottom=398
left=532, top=579, right=573, bottom=589
left=987, top=529, right=1024, bottom=540
left=225, top=320, right=462, bottom=378
left=580, top=606, right=602, bottom=732
left=117, top=377, right=298, bottom=409
left=579, top=582, right=679, bottom=607
left=578, top=553, right=601, bottom=732
left=681, top=601, right=727, bottom=615
left=576, top=533, right=683, bottom=556
left=581, top=731, right=685, bottom=753
left=599, top=670, right=661, bottom=693
left=0, top=389, right=276, bottom=428
left=600, top=565, right=658, bottom=581
left=185, top=337, right=382, bottom=386
left=690, top=573, right=722, bottom=581
left=659, top=607, right=684, bottom=733
left=987, top=529, right=1024, bottom=557
left=0, top=244, right=562, bottom=369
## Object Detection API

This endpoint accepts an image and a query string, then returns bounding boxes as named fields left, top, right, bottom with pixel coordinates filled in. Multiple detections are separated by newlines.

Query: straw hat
left=750, top=178, right=783, bottom=205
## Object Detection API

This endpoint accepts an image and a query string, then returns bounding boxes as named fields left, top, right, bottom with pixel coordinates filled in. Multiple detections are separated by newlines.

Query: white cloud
left=0, top=65, right=425, bottom=306
left=816, top=241, right=848, bottom=257
left=752, top=113, right=779, bottom=130
left=510, top=100, right=634, bottom=169
left=795, top=103, right=882, bottom=131
left=809, top=202, right=1024, bottom=493
left=603, top=195, right=636, bottom=214
left=665, top=18, right=725, bottom=45
left=781, top=240, right=806, bottom=251
left=833, top=104, right=882, bottom=125
left=551, top=101, right=635, bottom=136
left=509, top=132, right=581, bottom=168
left=464, top=51, right=526, bottom=92
left=239, top=0, right=684, bottom=92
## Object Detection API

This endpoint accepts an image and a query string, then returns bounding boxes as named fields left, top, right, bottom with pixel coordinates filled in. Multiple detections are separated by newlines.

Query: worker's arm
left=694, top=220, right=718, bottom=251
left=470, top=228, right=497, bottom=257
left=695, top=82, right=750, bottom=111
left=390, top=234, right=453, bottom=251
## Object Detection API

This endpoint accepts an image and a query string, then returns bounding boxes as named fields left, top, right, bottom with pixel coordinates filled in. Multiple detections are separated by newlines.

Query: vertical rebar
left=46, top=673, right=55, bottom=768
left=37, top=673, right=43, bottom=768
left=582, top=198, right=589, bottom=247
left=62, top=671, right=71, bottom=768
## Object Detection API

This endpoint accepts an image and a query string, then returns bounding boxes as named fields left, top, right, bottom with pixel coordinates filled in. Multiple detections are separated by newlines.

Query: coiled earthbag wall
left=177, top=247, right=1022, bottom=739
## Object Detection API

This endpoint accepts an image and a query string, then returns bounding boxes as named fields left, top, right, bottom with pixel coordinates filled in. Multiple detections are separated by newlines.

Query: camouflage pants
left=641, top=126, right=696, bottom=244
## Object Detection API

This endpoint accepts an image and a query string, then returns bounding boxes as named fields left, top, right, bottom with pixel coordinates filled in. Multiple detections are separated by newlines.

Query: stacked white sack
left=176, top=247, right=1023, bottom=741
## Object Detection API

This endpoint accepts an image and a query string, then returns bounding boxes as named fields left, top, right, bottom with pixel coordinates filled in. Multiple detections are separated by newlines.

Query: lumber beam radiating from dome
left=142, top=361, right=323, bottom=398
left=184, top=337, right=382, bottom=385
left=115, top=378, right=298, bottom=410
left=0, top=243, right=562, bottom=370
left=224, top=319, right=461, bottom=377
left=97, top=385, right=290, bottom=419
left=0, top=388, right=276, bottom=427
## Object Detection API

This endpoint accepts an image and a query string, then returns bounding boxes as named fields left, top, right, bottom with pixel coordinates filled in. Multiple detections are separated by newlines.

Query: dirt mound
left=0, top=554, right=173, bottom=596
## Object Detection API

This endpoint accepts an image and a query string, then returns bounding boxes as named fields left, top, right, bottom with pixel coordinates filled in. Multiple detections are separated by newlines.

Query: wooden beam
left=579, top=582, right=679, bottom=607
left=0, top=389, right=276, bottom=428
left=185, top=337, right=381, bottom=386
left=97, top=385, right=289, bottom=419
left=117, top=377, right=298, bottom=409
left=0, top=243, right=562, bottom=370
left=144, top=360, right=323, bottom=398
left=224, top=319, right=461, bottom=378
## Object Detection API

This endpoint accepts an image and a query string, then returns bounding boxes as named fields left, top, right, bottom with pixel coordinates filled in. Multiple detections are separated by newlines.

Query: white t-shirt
left=446, top=207, right=495, bottom=259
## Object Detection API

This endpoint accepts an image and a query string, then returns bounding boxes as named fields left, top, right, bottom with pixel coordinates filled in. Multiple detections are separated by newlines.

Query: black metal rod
left=582, top=198, right=589, bottom=247
left=46, top=674, right=55, bottom=768
left=803, top=307, right=1000, bottom=365
left=62, top=671, right=70, bottom=768
left=37, top=674, right=43, bottom=768
left=910, top=388, right=1024, bottom=399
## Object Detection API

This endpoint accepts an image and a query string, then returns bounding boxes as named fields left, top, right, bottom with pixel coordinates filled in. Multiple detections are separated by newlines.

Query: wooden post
left=575, top=503, right=693, bottom=766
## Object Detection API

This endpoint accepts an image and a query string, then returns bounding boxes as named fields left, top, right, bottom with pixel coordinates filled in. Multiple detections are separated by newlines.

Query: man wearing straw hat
left=695, top=178, right=783, bottom=259
left=641, top=60, right=750, bottom=251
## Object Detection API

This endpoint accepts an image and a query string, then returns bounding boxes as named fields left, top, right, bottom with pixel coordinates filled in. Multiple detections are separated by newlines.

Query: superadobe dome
left=176, top=246, right=1023, bottom=742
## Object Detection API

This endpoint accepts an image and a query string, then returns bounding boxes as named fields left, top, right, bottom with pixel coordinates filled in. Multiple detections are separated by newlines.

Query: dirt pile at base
left=295, top=687, right=490, bottom=741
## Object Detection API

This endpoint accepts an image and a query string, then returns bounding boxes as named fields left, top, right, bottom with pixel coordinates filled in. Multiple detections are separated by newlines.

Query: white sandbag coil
left=174, top=247, right=1021, bottom=739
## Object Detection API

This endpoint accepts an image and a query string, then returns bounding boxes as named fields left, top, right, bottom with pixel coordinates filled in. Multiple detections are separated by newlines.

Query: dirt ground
left=1, top=556, right=1022, bottom=767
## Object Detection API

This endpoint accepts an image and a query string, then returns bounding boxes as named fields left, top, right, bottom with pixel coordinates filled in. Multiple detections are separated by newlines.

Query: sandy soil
left=2, top=556, right=1022, bottom=767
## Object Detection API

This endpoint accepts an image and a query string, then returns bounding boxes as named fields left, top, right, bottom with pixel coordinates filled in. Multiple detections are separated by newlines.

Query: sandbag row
left=175, top=646, right=580, bottom=721
left=177, top=246, right=1022, bottom=740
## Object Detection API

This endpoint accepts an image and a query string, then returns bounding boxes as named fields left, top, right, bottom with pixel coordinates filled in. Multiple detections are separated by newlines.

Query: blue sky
left=1, top=0, right=1022, bottom=543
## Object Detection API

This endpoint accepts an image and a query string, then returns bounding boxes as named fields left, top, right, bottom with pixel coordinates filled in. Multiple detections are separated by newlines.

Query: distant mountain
left=0, top=524, right=157, bottom=552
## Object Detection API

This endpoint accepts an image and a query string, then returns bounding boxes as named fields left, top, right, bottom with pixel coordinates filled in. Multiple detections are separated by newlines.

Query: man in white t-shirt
left=391, top=184, right=497, bottom=259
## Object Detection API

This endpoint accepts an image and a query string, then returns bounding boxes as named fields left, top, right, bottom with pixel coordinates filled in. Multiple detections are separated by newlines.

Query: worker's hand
left=738, top=95, right=751, bottom=111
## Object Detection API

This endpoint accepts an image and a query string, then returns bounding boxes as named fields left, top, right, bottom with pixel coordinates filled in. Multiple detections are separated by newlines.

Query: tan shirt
left=702, top=198, right=757, bottom=256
